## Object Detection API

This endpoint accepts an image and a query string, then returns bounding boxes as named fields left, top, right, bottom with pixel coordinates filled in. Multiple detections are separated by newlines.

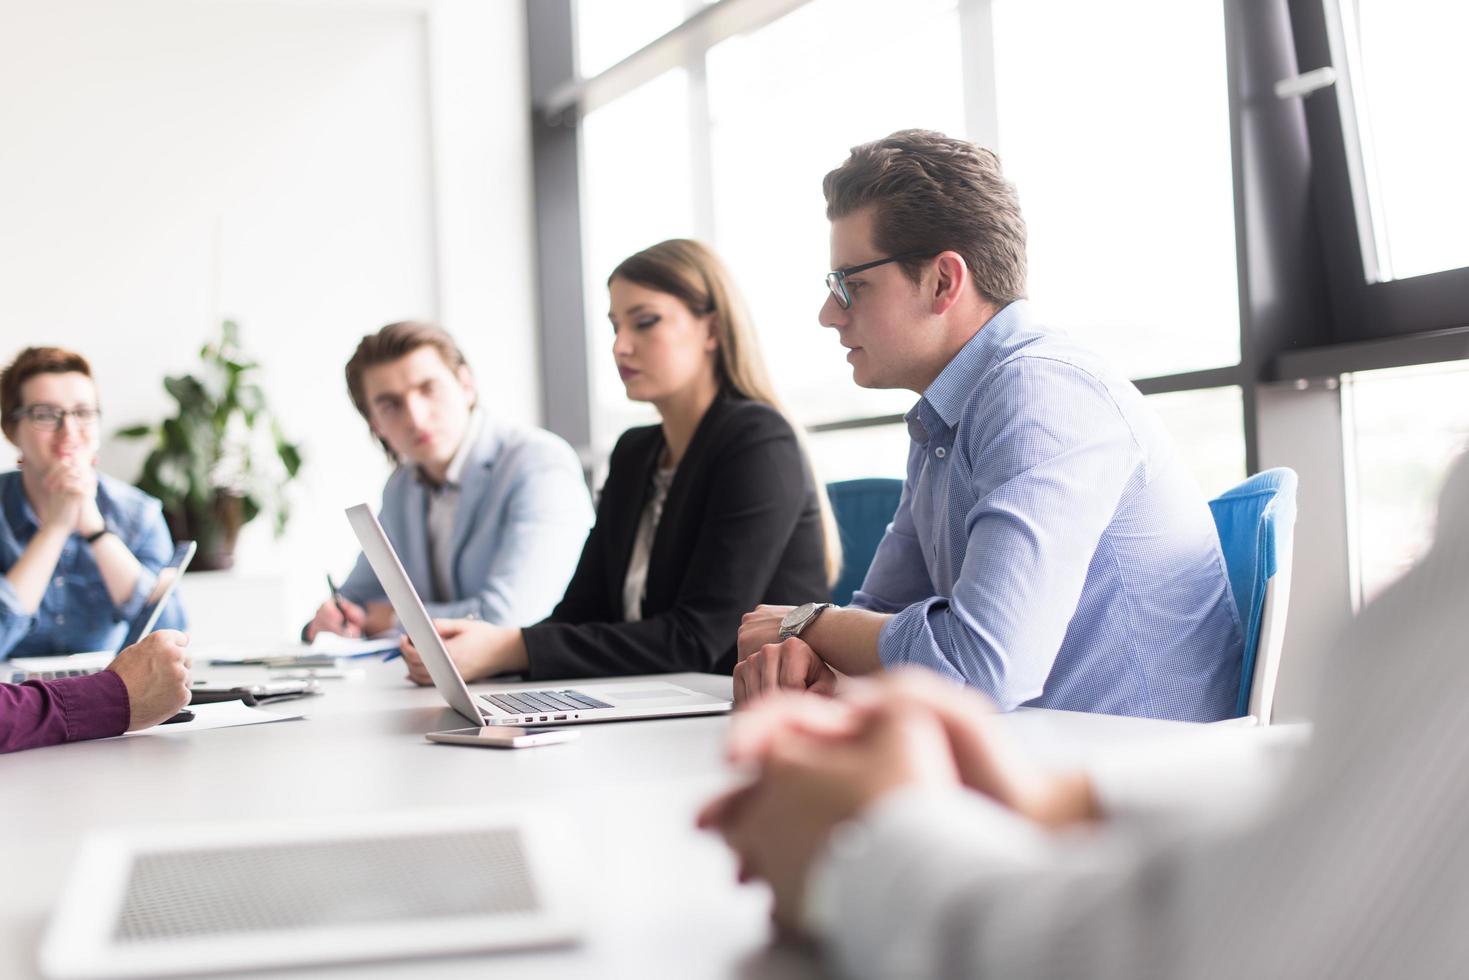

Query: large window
left=1346, top=360, right=1469, bottom=602
left=566, top=0, right=1244, bottom=470
left=1145, top=387, right=1247, bottom=498
left=705, top=0, right=963, bottom=427
left=1329, top=0, right=1469, bottom=283
left=992, top=0, right=1240, bottom=380
left=580, top=68, right=697, bottom=449
left=529, top=0, right=1469, bottom=720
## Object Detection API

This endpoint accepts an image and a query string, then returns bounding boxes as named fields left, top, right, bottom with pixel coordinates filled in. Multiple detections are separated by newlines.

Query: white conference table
left=1, top=658, right=1270, bottom=979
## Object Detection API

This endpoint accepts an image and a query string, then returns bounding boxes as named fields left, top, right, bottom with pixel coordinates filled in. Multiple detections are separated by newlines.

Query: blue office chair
left=1208, top=468, right=1299, bottom=724
left=826, top=478, right=905, bottom=605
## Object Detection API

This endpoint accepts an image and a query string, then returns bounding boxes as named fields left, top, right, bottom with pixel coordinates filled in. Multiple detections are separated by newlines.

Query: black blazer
left=522, top=391, right=829, bottom=679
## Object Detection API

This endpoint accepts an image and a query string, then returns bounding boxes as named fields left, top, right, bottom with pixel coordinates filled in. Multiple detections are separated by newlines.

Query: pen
left=326, top=573, right=349, bottom=625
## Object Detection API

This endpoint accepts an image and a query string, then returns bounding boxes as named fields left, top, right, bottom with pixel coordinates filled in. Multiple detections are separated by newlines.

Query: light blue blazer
left=338, top=418, right=593, bottom=626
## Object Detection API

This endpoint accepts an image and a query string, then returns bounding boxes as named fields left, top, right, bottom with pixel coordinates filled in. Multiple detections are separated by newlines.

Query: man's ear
left=931, top=251, right=969, bottom=316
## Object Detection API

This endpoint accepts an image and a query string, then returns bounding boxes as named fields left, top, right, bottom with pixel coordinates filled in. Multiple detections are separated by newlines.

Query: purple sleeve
left=0, top=671, right=131, bottom=753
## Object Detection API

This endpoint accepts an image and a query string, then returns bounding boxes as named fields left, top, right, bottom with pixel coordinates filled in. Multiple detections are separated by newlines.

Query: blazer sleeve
left=539, top=486, right=620, bottom=628
left=521, top=408, right=813, bottom=679
left=420, top=440, right=594, bottom=626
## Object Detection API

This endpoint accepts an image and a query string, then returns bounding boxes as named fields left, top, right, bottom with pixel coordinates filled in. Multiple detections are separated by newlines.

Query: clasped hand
left=697, top=669, right=1098, bottom=935
left=734, top=605, right=837, bottom=706
left=37, top=458, right=104, bottom=535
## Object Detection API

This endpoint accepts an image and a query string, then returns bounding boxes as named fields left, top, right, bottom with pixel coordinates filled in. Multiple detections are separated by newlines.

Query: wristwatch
left=83, top=526, right=110, bottom=545
left=779, top=602, right=833, bottom=641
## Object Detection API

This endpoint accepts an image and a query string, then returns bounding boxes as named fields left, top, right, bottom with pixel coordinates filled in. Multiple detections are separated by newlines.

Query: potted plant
left=117, top=320, right=303, bottom=571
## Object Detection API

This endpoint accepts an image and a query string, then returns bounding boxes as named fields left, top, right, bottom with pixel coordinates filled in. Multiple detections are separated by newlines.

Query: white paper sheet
left=8, top=651, right=115, bottom=673
left=124, top=700, right=305, bottom=737
left=307, top=632, right=401, bottom=658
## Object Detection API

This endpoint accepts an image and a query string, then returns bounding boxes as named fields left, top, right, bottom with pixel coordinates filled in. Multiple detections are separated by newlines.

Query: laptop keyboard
left=9, top=668, right=100, bottom=683
left=483, top=689, right=613, bottom=716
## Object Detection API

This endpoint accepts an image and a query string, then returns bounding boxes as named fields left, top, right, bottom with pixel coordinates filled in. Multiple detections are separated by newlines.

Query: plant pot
left=164, top=492, right=246, bottom=572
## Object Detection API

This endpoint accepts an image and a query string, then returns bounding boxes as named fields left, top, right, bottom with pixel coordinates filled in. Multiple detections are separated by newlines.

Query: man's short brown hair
left=823, top=129, right=1027, bottom=305
left=1, top=346, right=94, bottom=441
left=344, top=321, right=473, bottom=457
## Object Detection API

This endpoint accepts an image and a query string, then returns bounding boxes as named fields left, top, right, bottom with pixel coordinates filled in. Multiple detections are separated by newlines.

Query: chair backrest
left=826, top=478, right=905, bottom=605
left=1207, top=468, right=1299, bottom=722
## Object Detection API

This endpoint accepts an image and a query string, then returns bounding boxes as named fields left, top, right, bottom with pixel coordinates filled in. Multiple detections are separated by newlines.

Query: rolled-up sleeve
left=0, top=671, right=130, bottom=752
left=876, top=359, right=1144, bottom=709
left=0, top=575, right=37, bottom=657
left=849, top=474, right=934, bottom=614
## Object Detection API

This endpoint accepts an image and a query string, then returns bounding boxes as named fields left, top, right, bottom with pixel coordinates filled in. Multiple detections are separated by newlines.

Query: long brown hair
left=609, top=239, right=843, bottom=587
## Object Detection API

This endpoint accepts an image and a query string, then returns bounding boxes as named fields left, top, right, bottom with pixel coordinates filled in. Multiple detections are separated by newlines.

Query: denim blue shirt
left=851, top=301, right=1243, bottom=721
left=0, top=470, right=187, bottom=659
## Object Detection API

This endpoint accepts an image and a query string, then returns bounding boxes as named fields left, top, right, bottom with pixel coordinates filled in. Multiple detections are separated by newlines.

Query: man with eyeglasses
left=0, top=346, right=187, bottom=661
left=735, top=130, right=1243, bottom=722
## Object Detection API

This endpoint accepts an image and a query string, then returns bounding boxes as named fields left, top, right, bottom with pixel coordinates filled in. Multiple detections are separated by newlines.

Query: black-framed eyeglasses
left=10, top=404, right=102, bottom=432
left=825, top=250, right=936, bottom=309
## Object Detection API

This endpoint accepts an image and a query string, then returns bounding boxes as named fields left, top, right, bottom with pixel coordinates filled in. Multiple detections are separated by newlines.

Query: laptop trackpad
left=594, top=685, right=703, bottom=706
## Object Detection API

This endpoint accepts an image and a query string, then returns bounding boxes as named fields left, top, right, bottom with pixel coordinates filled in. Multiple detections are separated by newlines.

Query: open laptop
left=345, top=503, right=732, bottom=727
left=7, top=540, right=196, bottom=683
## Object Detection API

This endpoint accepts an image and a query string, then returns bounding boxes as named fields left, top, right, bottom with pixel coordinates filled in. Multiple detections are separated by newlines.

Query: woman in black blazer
left=401, top=239, right=840, bottom=681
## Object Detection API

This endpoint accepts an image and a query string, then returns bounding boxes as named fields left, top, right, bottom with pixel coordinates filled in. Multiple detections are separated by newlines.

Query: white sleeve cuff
left=803, top=785, right=1053, bottom=980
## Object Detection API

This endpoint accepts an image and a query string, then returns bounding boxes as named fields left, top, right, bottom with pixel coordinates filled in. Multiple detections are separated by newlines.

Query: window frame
left=1282, top=0, right=1469, bottom=360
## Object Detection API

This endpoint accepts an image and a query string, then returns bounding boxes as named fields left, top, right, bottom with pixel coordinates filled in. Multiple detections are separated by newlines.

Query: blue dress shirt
left=0, top=470, right=187, bottom=659
left=851, top=301, right=1243, bottom=721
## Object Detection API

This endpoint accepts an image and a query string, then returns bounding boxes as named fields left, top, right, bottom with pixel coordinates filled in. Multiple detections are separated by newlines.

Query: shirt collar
left=918, top=299, right=1030, bottom=432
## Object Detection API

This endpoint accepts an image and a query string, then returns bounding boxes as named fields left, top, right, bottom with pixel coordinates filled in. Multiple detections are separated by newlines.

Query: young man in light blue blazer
left=303, top=321, right=593, bottom=640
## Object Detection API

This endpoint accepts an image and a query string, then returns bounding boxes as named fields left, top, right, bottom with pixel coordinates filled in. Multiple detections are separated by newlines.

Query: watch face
left=782, top=603, right=814, bottom=631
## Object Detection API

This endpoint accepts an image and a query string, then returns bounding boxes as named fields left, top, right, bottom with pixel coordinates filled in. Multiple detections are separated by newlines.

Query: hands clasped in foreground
left=698, top=669, right=1097, bottom=935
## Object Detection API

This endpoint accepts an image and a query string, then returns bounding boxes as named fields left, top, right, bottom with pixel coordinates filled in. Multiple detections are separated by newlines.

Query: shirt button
left=54, top=577, right=65, bottom=588
left=55, top=614, right=66, bottom=626
left=934, top=447, right=947, bottom=459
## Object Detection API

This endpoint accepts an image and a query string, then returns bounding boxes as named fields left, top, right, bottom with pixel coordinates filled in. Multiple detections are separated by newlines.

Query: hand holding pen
left=305, top=573, right=367, bottom=641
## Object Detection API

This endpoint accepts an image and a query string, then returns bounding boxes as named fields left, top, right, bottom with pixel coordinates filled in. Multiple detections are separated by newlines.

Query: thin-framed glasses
left=10, top=405, right=102, bottom=432
left=825, top=250, right=936, bottom=309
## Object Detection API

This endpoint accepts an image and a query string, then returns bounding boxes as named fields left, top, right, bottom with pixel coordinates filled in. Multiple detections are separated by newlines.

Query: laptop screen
left=117, top=541, right=196, bottom=650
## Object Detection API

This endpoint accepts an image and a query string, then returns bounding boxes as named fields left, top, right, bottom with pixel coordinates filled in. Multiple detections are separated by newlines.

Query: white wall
left=0, top=0, right=535, bottom=633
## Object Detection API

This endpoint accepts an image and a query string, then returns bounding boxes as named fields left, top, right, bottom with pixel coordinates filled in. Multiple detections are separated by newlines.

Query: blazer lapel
left=607, top=427, right=665, bottom=609
left=446, top=420, right=504, bottom=595
left=397, top=478, right=433, bottom=593
left=646, top=392, right=730, bottom=589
